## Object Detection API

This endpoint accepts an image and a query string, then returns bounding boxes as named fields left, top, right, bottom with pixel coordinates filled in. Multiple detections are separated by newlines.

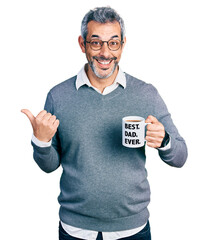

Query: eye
left=109, top=40, right=120, bottom=46
left=91, top=40, right=102, bottom=46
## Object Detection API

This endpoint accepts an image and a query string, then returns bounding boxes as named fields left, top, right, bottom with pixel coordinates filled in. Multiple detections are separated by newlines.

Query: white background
left=1, top=0, right=209, bottom=239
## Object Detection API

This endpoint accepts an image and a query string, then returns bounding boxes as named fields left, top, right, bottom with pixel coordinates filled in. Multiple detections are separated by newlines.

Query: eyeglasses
left=85, top=39, right=124, bottom=51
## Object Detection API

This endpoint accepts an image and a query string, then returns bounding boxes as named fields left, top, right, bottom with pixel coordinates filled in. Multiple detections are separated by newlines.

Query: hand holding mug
left=145, top=115, right=165, bottom=148
left=21, top=109, right=59, bottom=142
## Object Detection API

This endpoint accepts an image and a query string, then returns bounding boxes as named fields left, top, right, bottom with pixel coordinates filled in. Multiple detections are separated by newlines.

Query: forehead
left=87, top=21, right=121, bottom=39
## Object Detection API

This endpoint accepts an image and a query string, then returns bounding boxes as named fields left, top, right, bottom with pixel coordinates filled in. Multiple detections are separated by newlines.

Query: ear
left=78, top=35, right=86, bottom=53
left=122, top=36, right=126, bottom=50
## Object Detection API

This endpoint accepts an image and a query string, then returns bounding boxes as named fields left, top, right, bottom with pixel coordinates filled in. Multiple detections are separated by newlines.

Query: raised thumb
left=21, top=109, right=35, bottom=127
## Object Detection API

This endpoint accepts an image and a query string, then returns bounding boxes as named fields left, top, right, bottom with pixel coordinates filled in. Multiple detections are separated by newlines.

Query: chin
left=96, top=71, right=113, bottom=79
left=92, top=63, right=118, bottom=79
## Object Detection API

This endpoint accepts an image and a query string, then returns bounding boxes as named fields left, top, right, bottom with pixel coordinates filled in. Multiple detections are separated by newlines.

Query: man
left=21, top=7, right=187, bottom=240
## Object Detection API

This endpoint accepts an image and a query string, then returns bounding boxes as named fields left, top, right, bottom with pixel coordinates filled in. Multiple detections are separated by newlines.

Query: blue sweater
left=31, top=73, right=187, bottom=231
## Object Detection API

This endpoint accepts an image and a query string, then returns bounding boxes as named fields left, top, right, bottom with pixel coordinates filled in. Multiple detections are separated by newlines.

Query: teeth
left=98, top=60, right=111, bottom=65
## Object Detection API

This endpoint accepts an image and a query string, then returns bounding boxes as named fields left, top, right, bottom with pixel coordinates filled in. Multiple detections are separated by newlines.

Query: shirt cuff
left=158, top=136, right=171, bottom=151
left=31, top=134, right=52, bottom=147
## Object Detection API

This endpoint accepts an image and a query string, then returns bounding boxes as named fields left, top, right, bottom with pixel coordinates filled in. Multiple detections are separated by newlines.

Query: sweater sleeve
left=31, top=92, right=61, bottom=173
left=151, top=86, right=188, bottom=168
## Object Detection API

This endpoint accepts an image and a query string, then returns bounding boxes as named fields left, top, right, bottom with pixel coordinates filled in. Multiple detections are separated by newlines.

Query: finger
left=146, top=124, right=164, bottom=132
left=36, top=110, right=48, bottom=120
left=146, top=135, right=163, bottom=144
left=145, top=115, right=158, bottom=124
left=146, top=130, right=165, bottom=138
left=146, top=141, right=161, bottom=148
left=42, top=112, right=52, bottom=121
left=49, top=115, right=57, bottom=124
left=53, top=119, right=60, bottom=129
left=21, top=109, right=35, bottom=125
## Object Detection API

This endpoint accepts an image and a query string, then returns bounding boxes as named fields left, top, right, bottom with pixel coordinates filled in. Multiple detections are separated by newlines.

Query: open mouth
left=95, top=58, right=113, bottom=68
left=93, top=56, right=117, bottom=69
left=96, top=59, right=112, bottom=65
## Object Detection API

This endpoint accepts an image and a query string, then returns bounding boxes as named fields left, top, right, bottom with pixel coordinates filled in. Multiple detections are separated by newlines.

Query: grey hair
left=81, top=7, right=125, bottom=41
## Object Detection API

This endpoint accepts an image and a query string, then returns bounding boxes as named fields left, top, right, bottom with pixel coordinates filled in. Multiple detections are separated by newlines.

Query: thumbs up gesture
left=21, top=109, right=60, bottom=142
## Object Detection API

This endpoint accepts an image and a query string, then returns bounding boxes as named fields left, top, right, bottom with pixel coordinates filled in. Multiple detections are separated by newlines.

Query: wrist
left=160, top=131, right=170, bottom=148
left=32, top=134, right=52, bottom=147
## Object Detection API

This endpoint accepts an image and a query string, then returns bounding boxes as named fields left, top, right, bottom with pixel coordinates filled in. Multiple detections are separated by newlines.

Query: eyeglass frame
left=85, top=38, right=124, bottom=51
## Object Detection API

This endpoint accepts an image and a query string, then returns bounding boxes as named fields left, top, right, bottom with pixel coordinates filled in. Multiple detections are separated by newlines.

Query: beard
left=88, top=56, right=118, bottom=79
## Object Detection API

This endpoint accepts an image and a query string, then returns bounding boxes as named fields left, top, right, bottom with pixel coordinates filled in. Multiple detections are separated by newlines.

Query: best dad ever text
left=125, top=123, right=140, bottom=138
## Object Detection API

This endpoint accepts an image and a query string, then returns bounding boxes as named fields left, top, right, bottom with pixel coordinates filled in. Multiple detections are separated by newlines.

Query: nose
left=99, top=42, right=111, bottom=58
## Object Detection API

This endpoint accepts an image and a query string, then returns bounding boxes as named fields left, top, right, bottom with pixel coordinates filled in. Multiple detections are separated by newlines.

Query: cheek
left=85, top=49, right=95, bottom=61
left=85, top=53, right=93, bottom=62
left=112, top=50, right=122, bottom=62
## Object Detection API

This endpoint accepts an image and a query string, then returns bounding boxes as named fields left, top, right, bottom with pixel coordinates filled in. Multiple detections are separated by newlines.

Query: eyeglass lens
left=90, top=39, right=121, bottom=51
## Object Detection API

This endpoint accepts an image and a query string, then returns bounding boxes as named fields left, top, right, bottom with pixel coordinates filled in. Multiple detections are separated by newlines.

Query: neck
left=85, top=64, right=119, bottom=93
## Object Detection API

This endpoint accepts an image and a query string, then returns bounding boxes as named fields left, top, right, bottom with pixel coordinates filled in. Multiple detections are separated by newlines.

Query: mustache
left=93, top=56, right=117, bottom=61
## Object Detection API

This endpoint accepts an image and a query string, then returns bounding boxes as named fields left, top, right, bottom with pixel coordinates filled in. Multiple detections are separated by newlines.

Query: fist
left=145, top=115, right=165, bottom=148
left=21, top=109, right=59, bottom=142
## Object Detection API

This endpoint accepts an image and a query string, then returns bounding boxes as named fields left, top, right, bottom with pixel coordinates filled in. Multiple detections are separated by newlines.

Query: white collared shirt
left=75, top=64, right=126, bottom=95
left=32, top=65, right=171, bottom=240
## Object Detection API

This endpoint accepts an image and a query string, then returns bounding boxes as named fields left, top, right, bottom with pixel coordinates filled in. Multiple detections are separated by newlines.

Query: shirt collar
left=75, top=64, right=126, bottom=90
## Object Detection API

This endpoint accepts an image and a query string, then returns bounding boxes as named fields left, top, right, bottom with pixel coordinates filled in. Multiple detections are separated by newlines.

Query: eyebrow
left=111, top=35, right=119, bottom=39
left=91, top=35, right=99, bottom=38
left=91, top=34, right=119, bottom=39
